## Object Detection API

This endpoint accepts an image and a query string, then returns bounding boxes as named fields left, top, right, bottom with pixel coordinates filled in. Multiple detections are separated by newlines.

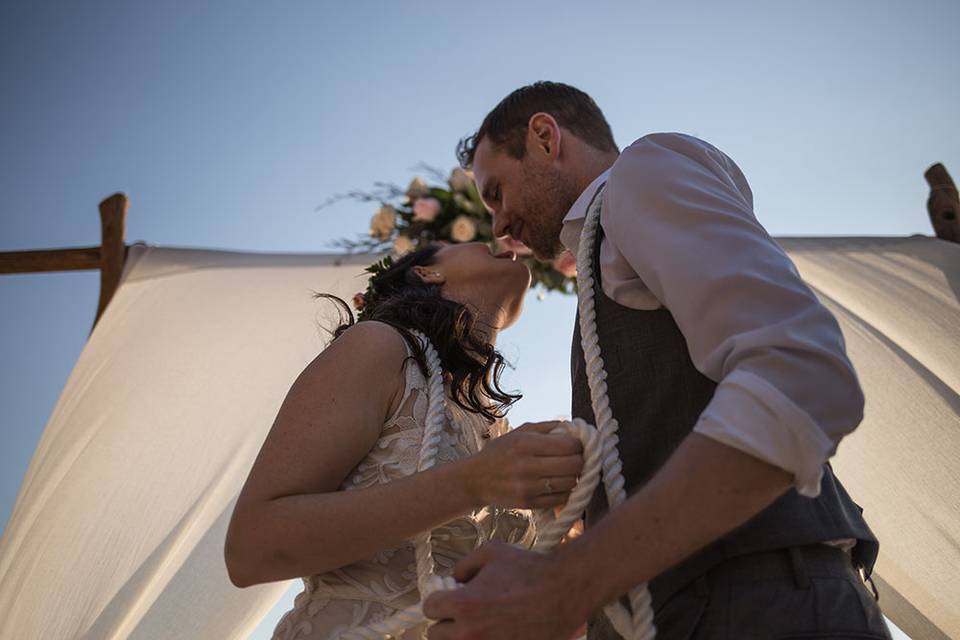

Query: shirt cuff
left=691, top=369, right=836, bottom=497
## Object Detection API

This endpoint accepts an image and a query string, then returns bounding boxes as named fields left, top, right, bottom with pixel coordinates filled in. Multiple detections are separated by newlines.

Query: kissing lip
left=512, top=221, right=526, bottom=247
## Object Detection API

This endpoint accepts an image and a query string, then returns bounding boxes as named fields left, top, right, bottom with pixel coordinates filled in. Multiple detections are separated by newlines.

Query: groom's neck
left=569, top=143, right=619, bottom=195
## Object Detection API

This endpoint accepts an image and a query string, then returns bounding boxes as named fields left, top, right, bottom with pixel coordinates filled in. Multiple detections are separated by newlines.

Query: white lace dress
left=270, top=337, right=537, bottom=640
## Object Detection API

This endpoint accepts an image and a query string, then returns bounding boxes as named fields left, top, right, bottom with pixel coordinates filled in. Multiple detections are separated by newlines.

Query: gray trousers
left=587, top=545, right=893, bottom=640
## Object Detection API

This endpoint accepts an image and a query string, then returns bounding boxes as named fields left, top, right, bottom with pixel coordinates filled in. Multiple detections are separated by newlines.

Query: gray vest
left=570, top=187, right=879, bottom=612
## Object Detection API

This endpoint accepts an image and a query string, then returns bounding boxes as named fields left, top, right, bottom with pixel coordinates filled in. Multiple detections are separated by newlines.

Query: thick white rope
left=343, top=185, right=653, bottom=638
left=574, top=185, right=656, bottom=640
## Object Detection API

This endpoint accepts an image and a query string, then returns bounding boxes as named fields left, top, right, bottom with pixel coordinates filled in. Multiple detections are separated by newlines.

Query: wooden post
left=0, top=192, right=129, bottom=332
left=93, top=193, right=129, bottom=330
left=925, top=163, right=959, bottom=243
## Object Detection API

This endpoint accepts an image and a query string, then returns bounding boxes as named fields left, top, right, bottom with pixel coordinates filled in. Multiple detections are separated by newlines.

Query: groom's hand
left=422, top=541, right=586, bottom=640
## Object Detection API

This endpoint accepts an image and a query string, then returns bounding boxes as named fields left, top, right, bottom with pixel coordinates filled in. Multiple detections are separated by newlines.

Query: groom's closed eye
left=482, top=181, right=501, bottom=205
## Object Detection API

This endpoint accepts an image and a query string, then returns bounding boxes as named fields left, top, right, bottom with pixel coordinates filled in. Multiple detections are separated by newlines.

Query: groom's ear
left=527, top=112, right=561, bottom=159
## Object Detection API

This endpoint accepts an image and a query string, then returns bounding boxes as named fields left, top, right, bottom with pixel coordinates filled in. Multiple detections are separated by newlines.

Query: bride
left=224, top=241, right=586, bottom=639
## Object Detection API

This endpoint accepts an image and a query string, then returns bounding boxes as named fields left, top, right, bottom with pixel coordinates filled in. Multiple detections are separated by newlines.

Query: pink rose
left=352, top=292, right=366, bottom=310
left=552, top=250, right=577, bottom=278
left=496, top=235, right=533, bottom=256
left=412, top=197, right=442, bottom=222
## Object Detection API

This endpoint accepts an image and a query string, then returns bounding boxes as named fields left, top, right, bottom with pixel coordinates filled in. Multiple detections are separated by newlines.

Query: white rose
left=412, top=197, right=442, bottom=222
left=369, top=205, right=397, bottom=240
left=405, top=177, right=430, bottom=201
left=450, top=215, right=477, bottom=242
left=449, top=167, right=474, bottom=192
left=393, top=234, right=414, bottom=255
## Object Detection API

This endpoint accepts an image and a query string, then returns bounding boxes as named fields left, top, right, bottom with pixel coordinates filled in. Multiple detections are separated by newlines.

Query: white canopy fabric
left=0, top=244, right=375, bottom=639
left=778, top=236, right=960, bottom=640
left=0, top=236, right=957, bottom=639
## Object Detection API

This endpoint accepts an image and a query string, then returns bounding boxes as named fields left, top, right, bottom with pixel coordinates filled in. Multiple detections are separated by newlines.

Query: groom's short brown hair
left=457, top=81, right=618, bottom=168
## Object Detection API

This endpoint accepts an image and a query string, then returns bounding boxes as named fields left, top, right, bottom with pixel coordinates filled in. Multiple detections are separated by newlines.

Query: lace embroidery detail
left=271, top=333, right=535, bottom=640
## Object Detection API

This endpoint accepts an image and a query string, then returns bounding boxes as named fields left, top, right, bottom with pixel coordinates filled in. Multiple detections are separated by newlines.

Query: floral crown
left=325, top=168, right=577, bottom=298
left=352, top=254, right=395, bottom=320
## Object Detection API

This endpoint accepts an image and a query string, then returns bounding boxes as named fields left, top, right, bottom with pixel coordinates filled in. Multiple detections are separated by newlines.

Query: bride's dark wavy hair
left=314, top=244, right=521, bottom=421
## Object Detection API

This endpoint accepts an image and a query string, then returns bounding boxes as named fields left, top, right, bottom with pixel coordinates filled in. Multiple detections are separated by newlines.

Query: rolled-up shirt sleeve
left=604, top=134, right=865, bottom=497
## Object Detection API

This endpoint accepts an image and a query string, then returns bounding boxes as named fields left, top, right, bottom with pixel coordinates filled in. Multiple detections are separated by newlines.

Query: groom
left=422, top=82, right=891, bottom=639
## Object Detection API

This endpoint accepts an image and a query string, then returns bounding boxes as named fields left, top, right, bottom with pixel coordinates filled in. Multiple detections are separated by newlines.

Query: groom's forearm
left=554, top=432, right=793, bottom=619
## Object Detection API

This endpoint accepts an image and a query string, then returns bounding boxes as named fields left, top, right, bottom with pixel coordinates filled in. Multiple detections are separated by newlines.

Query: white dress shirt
left=560, top=132, right=866, bottom=498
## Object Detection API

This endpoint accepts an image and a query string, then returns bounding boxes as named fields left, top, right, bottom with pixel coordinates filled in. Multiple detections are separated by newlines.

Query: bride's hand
left=460, top=421, right=584, bottom=510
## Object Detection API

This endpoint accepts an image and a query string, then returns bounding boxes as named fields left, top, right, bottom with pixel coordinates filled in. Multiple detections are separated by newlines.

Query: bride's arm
left=224, top=321, right=480, bottom=588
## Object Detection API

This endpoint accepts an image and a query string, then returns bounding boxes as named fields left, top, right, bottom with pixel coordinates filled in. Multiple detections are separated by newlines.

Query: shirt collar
left=562, top=168, right=612, bottom=225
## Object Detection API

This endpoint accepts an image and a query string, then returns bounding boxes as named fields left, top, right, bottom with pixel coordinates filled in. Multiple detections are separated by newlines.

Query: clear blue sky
left=3, top=2, right=955, bottom=637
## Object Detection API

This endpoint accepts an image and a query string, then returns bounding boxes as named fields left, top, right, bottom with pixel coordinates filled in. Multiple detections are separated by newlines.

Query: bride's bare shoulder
left=313, top=320, right=409, bottom=375
left=340, top=320, right=408, bottom=349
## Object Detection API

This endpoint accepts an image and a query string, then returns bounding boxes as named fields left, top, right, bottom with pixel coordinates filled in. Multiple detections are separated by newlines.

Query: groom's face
left=473, top=136, right=578, bottom=261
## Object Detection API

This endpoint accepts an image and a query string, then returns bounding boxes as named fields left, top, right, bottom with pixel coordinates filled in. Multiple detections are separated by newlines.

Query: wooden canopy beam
left=0, top=192, right=129, bottom=330
left=0, top=246, right=104, bottom=273
left=925, top=163, right=959, bottom=243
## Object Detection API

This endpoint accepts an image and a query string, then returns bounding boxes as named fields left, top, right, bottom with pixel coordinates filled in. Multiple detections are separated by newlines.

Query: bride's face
left=420, top=242, right=531, bottom=329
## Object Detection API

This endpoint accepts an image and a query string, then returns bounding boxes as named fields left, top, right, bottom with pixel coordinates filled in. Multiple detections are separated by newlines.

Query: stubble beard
left=521, top=164, right=580, bottom=261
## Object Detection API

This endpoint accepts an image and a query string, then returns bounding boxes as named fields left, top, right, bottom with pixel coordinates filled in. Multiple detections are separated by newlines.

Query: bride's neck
left=445, top=292, right=502, bottom=347
left=473, top=304, right=502, bottom=347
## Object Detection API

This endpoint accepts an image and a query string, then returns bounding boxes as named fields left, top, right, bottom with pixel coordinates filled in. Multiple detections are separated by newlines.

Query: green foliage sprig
left=353, top=254, right=395, bottom=320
